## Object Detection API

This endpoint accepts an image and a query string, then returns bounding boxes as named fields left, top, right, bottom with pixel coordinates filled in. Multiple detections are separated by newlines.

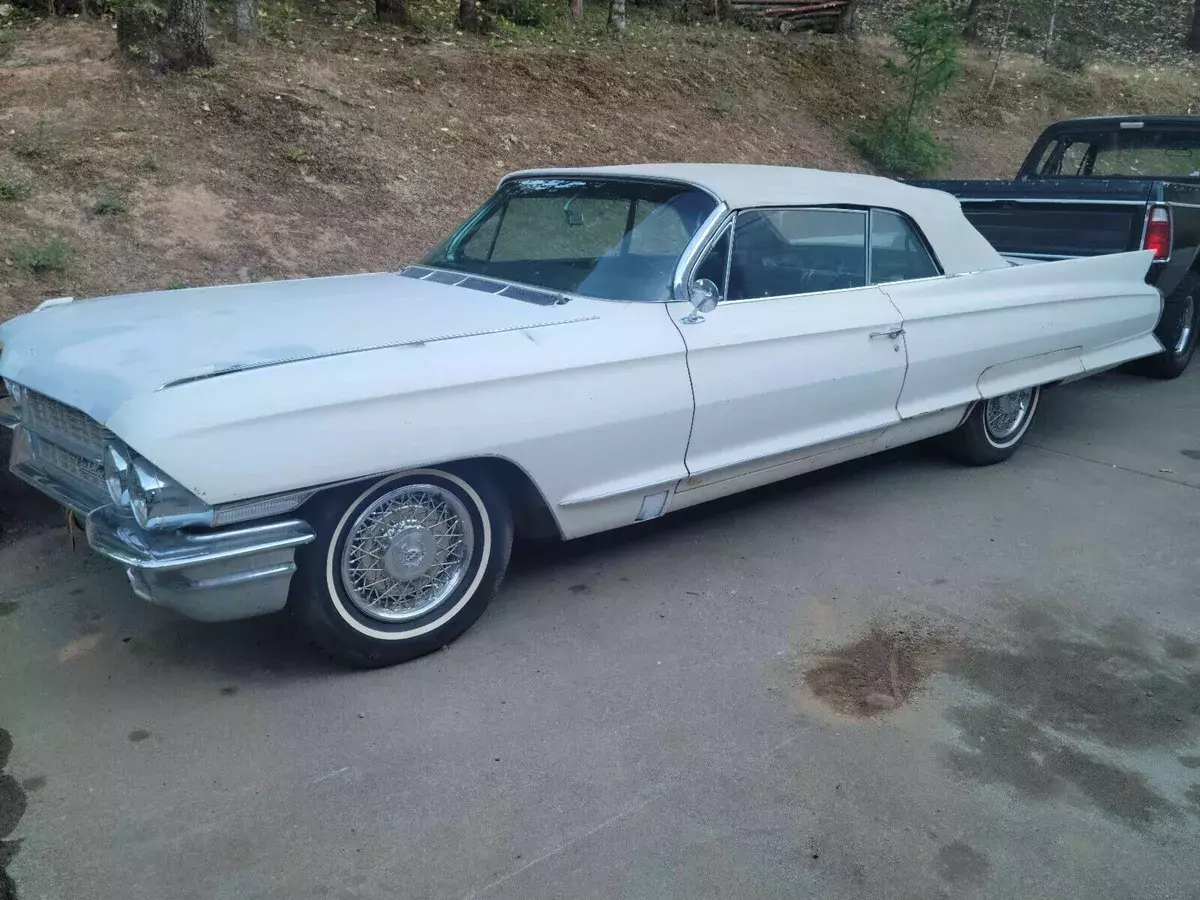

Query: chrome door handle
left=870, top=327, right=905, bottom=340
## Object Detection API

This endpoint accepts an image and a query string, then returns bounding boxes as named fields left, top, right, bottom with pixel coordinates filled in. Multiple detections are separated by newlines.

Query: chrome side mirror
left=689, top=278, right=721, bottom=314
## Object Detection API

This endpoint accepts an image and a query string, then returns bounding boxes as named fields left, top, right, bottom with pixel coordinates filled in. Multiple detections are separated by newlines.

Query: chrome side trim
left=558, top=477, right=682, bottom=508
left=160, top=317, right=601, bottom=389
left=717, top=282, right=888, bottom=308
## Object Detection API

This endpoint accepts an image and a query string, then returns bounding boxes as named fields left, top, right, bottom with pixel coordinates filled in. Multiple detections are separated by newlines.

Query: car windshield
left=1036, top=127, right=1200, bottom=179
left=423, top=177, right=718, bottom=300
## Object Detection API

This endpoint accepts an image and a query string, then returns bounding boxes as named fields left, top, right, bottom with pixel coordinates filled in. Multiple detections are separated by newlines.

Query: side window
left=727, top=208, right=867, bottom=302
left=870, top=210, right=940, bottom=284
left=1060, top=141, right=1091, bottom=175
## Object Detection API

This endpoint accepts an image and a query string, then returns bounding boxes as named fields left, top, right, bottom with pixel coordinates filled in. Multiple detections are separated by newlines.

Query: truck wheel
left=289, top=467, right=513, bottom=668
left=1137, top=273, right=1198, bottom=380
left=940, top=386, right=1041, bottom=466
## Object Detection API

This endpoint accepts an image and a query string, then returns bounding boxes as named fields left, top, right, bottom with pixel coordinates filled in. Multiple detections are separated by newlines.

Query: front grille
left=27, top=432, right=106, bottom=489
left=13, top=389, right=114, bottom=501
left=22, top=389, right=114, bottom=464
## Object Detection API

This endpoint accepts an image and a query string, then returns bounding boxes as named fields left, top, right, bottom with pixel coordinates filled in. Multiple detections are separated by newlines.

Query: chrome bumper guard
left=85, top=507, right=315, bottom=622
left=6, top=421, right=316, bottom=622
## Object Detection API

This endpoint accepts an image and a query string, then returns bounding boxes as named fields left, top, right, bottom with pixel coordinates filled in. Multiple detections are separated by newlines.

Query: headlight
left=104, top=443, right=132, bottom=506
left=128, top=456, right=214, bottom=530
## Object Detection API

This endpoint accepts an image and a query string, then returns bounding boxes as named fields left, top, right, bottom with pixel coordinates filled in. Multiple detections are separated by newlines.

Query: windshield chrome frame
left=671, top=203, right=732, bottom=303
left=434, top=173, right=729, bottom=304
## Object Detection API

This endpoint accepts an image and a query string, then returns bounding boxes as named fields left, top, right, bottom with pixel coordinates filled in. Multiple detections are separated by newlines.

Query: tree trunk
left=233, top=0, right=257, bottom=45
left=1043, top=0, right=1058, bottom=62
left=961, top=0, right=986, bottom=39
left=716, top=0, right=731, bottom=22
left=836, top=0, right=858, bottom=33
left=569, top=0, right=582, bottom=22
left=985, top=0, right=1013, bottom=98
left=376, top=0, right=408, bottom=26
left=1188, top=0, right=1200, bottom=52
left=157, top=0, right=213, bottom=71
left=607, top=0, right=625, bottom=31
left=458, top=0, right=479, bottom=31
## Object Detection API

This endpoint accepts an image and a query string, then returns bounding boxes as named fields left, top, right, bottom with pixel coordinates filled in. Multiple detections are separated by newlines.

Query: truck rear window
left=1035, top=129, right=1200, bottom=179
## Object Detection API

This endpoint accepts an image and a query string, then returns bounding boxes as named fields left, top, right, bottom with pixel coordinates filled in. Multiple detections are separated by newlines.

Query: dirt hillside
left=2, top=5, right=1199, bottom=317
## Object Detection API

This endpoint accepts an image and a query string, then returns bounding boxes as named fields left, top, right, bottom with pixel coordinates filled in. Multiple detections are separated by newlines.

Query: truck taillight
left=1143, top=205, right=1172, bottom=261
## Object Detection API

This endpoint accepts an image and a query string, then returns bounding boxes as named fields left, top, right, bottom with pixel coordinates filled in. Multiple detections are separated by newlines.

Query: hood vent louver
left=397, top=266, right=569, bottom=306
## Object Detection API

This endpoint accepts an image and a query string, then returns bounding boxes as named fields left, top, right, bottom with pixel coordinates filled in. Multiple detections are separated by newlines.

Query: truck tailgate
left=961, top=201, right=1144, bottom=259
left=910, top=178, right=1155, bottom=260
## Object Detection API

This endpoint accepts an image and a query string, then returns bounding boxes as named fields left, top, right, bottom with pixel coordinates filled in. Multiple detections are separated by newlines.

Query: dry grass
left=1, top=4, right=1199, bottom=318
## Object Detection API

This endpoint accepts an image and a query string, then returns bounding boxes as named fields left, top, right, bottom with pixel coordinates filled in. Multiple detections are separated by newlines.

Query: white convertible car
left=0, top=165, right=1162, bottom=666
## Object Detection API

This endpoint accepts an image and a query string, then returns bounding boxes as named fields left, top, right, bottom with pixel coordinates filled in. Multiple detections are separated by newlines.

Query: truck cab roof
left=1042, top=115, right=1200, bottom=132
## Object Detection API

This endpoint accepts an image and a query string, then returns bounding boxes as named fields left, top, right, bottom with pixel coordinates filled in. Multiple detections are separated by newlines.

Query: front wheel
left=940, top=386, right=1042, bottom=466
left=1137, top=273, right=1198, bottom=380
left=289, top=466, right=513, bottom=668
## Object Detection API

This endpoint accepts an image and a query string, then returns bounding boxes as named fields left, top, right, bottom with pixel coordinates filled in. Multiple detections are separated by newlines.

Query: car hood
left=0, top=271, right=594, bottom=423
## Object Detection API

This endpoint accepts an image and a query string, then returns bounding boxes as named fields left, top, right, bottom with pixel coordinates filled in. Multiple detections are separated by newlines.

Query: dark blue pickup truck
left=914, top=115, right=1200, bottom=379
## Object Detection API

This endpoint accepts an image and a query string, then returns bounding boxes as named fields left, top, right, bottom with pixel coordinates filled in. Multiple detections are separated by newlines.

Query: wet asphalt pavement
left=1, top=366, right=1199, bottom=900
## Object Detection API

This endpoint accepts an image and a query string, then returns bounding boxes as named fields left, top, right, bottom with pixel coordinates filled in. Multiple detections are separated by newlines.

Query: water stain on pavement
left=801, top=612, right=1200, bottom=828
left=127, top=729, right=151, bottom=743
left=1165, top=635, right=1198, bottom=661
left=935, top=841, right=989, bottom=886
left=0, top=604, right=18, bottom=619
left=1187, top=784, right=1200, bottom=809
left=803, top=626, right=954, bottom=717
left=944, top=704, right=1168, bottom=826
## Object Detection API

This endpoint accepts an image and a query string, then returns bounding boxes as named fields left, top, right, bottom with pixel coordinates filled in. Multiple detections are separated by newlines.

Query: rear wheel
left=289, top=466, right=513, bottom=668
left=940, top=386, right=1041, bottom=466
left=1137, top=273, right=1198, bottom=380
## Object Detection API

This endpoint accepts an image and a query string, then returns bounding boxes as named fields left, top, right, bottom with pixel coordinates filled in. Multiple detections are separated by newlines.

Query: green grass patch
left=91, top=190, right=127, bottom=216
left=10, top=238, right=73, bottom=274
left=12, top=121, right=56, bottom=160
left=282, top=145, right=312, bottom=163
left=0, top=179, right=28, bottom=201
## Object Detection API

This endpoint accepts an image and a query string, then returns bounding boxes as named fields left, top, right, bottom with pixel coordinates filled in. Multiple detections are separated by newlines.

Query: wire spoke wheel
left=984, top=388, right=1034, bottom=443
left=339, top=483, right=475, bottom=623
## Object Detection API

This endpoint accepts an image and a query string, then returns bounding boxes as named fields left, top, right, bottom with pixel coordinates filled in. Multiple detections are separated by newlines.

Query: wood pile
left=730, top=0, right=857, bottom=32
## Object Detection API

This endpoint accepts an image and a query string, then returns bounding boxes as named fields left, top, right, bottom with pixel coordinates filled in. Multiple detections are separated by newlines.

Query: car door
left=667, top=206, right=909, bottom=494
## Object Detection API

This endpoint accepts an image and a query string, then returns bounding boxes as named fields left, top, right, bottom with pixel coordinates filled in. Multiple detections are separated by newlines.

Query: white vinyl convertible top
left=508, top=163, right=1007, bottom=277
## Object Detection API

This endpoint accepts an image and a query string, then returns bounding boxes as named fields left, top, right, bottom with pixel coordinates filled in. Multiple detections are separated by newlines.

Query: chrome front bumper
left=86, top=507, right=315, bottom=622
left=5, top=420, right=316, bottom=622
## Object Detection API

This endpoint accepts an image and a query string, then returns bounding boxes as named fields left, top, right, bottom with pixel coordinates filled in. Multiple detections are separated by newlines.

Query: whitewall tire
left=290, top=466, right=513, bottom=668
left=940, top=386, right=1041, bottom=466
